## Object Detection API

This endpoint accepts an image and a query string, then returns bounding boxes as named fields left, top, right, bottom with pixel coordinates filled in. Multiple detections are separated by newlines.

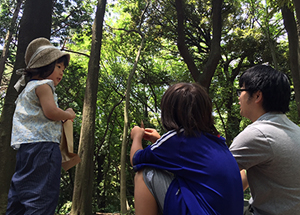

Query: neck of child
left=31, top=75, right=43, bottom=80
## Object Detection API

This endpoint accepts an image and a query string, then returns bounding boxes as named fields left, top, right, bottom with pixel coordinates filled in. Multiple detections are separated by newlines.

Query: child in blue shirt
left=130, top=83, right=243, bottom=215
left=6, top=37, right=75, bottom=215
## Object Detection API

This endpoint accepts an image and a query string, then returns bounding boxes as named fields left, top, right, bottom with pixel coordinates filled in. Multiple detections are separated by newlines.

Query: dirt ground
left=58, top=213, right=121, bottom=215
left=95, top=213, right=121, bottom=215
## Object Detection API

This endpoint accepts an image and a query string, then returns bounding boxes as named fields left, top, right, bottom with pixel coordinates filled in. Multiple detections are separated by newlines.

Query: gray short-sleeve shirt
left=230, top=112, right=300, bottom=215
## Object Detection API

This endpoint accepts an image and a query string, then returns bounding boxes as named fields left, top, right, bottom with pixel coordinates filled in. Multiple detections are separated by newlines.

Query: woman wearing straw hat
left=6, top=37, right=75, bottom=215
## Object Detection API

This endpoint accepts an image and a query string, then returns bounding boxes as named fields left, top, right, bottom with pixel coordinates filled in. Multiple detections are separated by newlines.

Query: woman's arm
left=130, top=126, right=145, bottom=166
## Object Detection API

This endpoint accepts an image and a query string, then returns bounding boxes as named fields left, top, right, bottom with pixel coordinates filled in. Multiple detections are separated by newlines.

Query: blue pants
left=6, top=142, right=62, bottom=215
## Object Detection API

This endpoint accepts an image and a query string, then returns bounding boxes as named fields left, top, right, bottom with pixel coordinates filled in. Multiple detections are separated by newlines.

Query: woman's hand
left=130, top=126, right=145, bottom=141
left=143, top=128, right=161, bottom=143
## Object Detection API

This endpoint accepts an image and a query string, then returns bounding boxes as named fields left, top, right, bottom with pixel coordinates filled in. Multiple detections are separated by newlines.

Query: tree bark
left=293, top=0, right=300, bottom=25
left=0, top=0, right=23, bottom=85
left=293, top=0, right=300, bottom=111
left=175, top=0, right=223, bottom=90
left=199, top=0, right=223, bottom=89
left=0, top=0, right=52, bottom=213
left=70, top=0, right=106, bottom=214
left=175, top=0, right=200, bottom=82
left=120, top=33, right=145, bottom=215
left=118, top=3, right=149, bottom=213
left=281, top=5, right=300, bottom=122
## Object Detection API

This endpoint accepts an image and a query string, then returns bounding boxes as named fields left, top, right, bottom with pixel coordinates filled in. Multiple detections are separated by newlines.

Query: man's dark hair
left=161, top=82, right=219, bottom=137
left=239, top=65, right=291, bottom=113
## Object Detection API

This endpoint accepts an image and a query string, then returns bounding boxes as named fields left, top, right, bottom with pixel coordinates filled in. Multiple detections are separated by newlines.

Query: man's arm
left=240, top=169, right=249, bottom=191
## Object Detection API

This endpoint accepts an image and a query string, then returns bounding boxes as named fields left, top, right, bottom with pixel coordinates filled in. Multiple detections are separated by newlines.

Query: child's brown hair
left=161, top=82, right=218, bottom=137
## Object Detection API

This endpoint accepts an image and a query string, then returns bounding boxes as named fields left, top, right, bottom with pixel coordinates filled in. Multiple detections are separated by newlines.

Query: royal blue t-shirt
left=132, top=130, right=243, bottom=215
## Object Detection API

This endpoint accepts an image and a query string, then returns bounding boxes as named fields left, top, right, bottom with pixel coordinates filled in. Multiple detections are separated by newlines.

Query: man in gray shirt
left=230, top=65, right=300, bottom=215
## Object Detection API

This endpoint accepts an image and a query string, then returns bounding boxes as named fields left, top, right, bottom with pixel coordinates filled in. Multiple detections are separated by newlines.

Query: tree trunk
left=175, top=0, right=200, bottom=82
left=0, top=0, right=23, bottom=85
left=281, top=5, right=300, bottom=122
left=0, top=0, right=52, bottom=213
left=70, top=0, right=106, bottom=214
left=175, top=0, right=223, bottom=90
left=257, top=2, right=278, bottom=69
left=119, top=4, right=149, bottom=213
left=199, top=0, right=223, bottom=89
left=224, top=59, right=244, bottom=145
left=293, top=0, right=300, bottom=117
left=293, top=0, right=300, bottom=25
left=120, top=33, right=145, bottom=215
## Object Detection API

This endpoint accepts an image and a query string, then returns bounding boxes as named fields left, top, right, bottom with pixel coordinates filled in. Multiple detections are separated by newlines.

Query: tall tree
left=293, top=0, right=300, bottom=25
left=120, top=33, right=145, bottom=213
left=70, top=0, right=106, bottom=214
left=0, top=0, right=23, bottom=85
left=0, top=0, right=53, bottom=213
left=281, top=4, right=300, bottom=121
left=116, top=2, right=149, bottom=213
left=175, top=0, right=223, bottom=89
left=255, top=1, right=280, bottom=69
left=293, top=0, right=300, bottom=109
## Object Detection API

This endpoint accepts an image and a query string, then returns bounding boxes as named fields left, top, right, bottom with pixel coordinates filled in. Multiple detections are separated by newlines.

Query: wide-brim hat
left=14, top=37, right=70, bottom=92
left=25, top=37, right=70, bottom=69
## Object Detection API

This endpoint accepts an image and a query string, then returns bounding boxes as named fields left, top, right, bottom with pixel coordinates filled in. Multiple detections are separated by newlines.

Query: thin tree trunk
left=0, top=0, right=52, bottom=213
left=263, top=1, right=278, bottom=69
left=120, top=33, right=145, bottom=214
left=0, top=0, right=23, bottom=85
left=119, top=3, right=149, bottom=213
left=293, top=0, right=300, bottom=25
left=70, top=0, right=106, bottom=214
left=281, top=5, right=300, bottom=122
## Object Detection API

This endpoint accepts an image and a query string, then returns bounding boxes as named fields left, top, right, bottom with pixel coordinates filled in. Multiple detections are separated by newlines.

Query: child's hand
left=143, top=128, right=161, bottom=143
left=130, top=126, right=145, bottom=141
left=65, top=108, right=76, bottom=121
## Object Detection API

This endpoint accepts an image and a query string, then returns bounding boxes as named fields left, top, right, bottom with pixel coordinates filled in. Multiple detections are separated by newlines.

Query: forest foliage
left=0, top=0, right=299, bottom=214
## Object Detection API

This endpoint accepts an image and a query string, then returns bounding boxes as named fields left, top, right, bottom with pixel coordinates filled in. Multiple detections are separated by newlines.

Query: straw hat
left=14, top=37, right=70, bottom=91
left=25, top=37, right=70, bottom=69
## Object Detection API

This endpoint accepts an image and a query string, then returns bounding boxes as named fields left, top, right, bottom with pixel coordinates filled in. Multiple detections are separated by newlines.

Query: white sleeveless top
left=11, top=79, right=62, bottom=149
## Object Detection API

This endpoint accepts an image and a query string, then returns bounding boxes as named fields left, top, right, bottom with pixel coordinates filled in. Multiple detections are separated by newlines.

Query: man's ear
left=254, top=90, right=263, bottom=104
